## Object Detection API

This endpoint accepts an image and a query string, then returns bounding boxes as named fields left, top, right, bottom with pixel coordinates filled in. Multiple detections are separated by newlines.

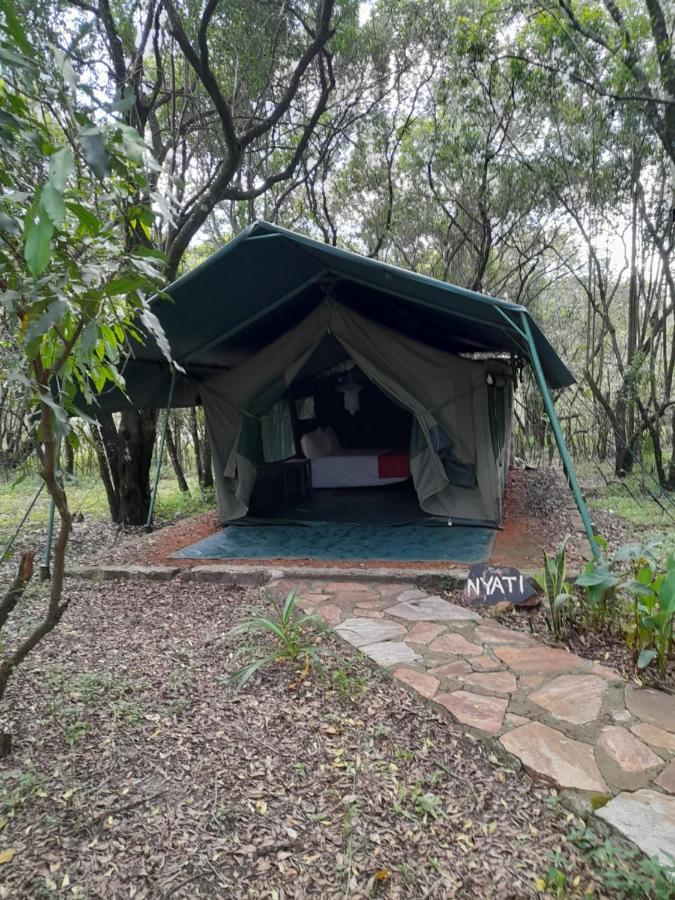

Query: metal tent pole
left=520, top=312, right=599, bottom=558
left=145, top=368, right=177, bottom=532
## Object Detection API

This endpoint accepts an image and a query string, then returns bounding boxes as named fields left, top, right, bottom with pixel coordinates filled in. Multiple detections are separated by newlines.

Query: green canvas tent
left=88, top=221, right=595, bottom=547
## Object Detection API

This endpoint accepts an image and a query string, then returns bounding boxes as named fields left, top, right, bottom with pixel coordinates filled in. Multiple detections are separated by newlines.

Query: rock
left=428, top=659, right=472, bottom=678
left=334, top=592, right=383, bottom=609
left=395, top=589, right=428, bottom=603
left=596, top=726, right=663, bottom=790
left=494, top=645, right=590, bottom=674
left=428, top=633, right=483, bottom=656
left=474, top=625, right=538, bottom=647
left=362, top=641, right=421, bottom=667
left=597, top=789, right=675, bottom=867
left=631, top=722, right=675, bottom=754
left=654, top=760, right=675, bottom=794
left=469, top=654, right=502, bottom=672
left=316, top=604, right=343, bottom=626
left=500, top=722, right=607, bottom=793
left=385, top=596, right=481, bottom=622
left=354, top=608, right=385, bottom=618
left=393, top=667, right=440, bottom=699
left=406, top=622, right=446, bottom=645
left=529, top=674, right=608, bottom=725
left=504, top=713, right=529, bottom=728
left=625, top=685, right=675, bottom=733
left=459, top=671, right=517, bottom=695
left=435, top=691, right=508, bottom=735
left=590, top=661, right=623, bottom=683
left=336, top=617, right=407, bottom=647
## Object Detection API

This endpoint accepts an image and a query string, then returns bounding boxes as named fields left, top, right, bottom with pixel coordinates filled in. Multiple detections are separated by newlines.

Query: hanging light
left=335, top=373, right=362, bottom=414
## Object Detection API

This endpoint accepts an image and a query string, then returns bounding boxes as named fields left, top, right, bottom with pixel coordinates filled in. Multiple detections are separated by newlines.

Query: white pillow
left=301, top=428, right=326, bottom=459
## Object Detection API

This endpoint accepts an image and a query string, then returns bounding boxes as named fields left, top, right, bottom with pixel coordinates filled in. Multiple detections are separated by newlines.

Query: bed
left=310, top=449, right=410, bottom=489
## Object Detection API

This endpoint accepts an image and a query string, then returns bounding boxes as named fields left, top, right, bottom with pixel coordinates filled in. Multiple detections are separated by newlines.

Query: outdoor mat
left=171, top=523, right=496, bottom=563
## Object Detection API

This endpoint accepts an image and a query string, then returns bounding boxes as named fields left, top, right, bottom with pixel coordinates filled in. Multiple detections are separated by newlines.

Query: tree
left=45, top=0, right=341, bottom=525
left=0, top=0, right=167, bottom=745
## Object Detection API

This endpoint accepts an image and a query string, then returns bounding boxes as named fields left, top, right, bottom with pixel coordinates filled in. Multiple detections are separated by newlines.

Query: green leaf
left=79, top=126, right=109, bottom=179
left=66, top=202, right=100, bottom=235
left=48, top=147, right=74, bottom=192
left=0, top=0, right=32, bottom=54
left=40, top=182, right=65, bottom=229
left=78, top=320, right=98, bottom=355
left=658, top=571, right=675, bottom=613
left=23, top=299, right=66, bottom=343
left=103, top=273, right=147, bottom=296
left=637, top=649, right=657, bottom=670
left=24, top=199, right=54, bottom=276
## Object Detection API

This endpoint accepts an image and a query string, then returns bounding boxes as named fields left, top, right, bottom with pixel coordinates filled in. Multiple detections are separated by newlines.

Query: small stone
left=597, top=790, right=675, bottom=867
left=316, top=604, right=342, bottom=626
left=354, top=608, right=385, bottom=618
left=474, top=625, right=538, bottom=647
left=436, top=691, right=508, bottom=735
left=336, top=617, right=407, bottom=647
left=611, top=709, right=632, bottom=723
left=362, top=641, right=421, bottom=667
left=460, top=671, right=517, bottom=695
left=655, top=760, right=675, bottom=794
left=494, top=646, right=590, bottom=674
left=492, top=600, right=513, bottom=614
left=529, top=674, right=608, bottom=725
left=323, top=581, right=376, bottom=593
left=469, top=654, right=502, bottom=672
left=428, top=659, right=472, bottom=678
left=393, top=667, right=440, bottom=699
left=632, top=723, right=675, bottom=753
left=386, top=596, right=481, bottom=623
left=429, top=633, right=483, bottom=656
left=406, top=622, right=446, bottom=645
left=500, top=722, right=607, bottom=792
left=625, top=685, right=675, bottom=732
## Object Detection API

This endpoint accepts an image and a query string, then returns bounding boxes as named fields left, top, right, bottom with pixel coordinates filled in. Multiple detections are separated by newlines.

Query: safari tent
left=95, top=221, right=594, bottom=551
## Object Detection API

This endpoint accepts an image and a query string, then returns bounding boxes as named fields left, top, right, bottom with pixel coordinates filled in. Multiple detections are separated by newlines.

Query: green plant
left=535, top=537, right=574, bottom=640
left=626, top=553, right=675, bottom=677
left=331, top=665, right=367, bottom=702
left=575, top=536, right=621, bottom=629
left=540, top=824, right=675, bottom=898
left=227, top=589, right=327, bottom=687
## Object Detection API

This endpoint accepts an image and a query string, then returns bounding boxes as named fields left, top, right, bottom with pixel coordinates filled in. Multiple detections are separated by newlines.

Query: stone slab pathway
left=270, top=577, right=675, bottom=869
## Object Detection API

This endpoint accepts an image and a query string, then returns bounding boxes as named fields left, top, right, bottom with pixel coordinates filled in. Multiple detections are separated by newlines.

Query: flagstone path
left=270, top=577, right=675, bottom=868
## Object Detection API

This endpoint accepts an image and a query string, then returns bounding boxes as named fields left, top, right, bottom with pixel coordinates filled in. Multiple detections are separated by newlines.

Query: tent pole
left=519, top=312, right=599, bottom=558
left=40, top=433, right=62, bottom=581
left=146, top=368, right=177, bottom=533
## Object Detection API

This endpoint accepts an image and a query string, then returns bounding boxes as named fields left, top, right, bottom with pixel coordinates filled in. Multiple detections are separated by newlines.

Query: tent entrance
left=244, top=337, right=435, bottom=527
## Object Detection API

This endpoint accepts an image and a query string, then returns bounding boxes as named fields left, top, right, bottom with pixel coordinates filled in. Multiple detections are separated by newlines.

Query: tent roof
left=114, top=220, right=573, bottom=410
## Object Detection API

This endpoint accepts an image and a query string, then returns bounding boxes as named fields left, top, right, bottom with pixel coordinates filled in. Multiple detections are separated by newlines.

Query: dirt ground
left=0, top=578, right=608, bottom=899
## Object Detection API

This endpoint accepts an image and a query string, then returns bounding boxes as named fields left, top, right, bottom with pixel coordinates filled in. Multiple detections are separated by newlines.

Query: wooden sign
left=464, top=564, right=536, bottom=607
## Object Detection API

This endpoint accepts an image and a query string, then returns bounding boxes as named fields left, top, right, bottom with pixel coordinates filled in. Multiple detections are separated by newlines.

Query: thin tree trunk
left=201, top=428, right=213, bottom=490
left=64, top=439, right=74, bottom=477
left=189, top=405, right=204, bottom=487
left=90, top=422, right=120, bottom=523
left=117, top=410, right=157, bottom=526
left=166, top=425, right=189, bottom=493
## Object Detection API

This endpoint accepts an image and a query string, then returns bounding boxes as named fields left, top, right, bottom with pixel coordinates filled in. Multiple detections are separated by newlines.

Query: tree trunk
left=91, top=421, right=120, bottom=524
left=64, top=439, right=74, bottom=477
left=117, top=410, right=157, bottom=526
left=201, top=427, right=213, bottom=490
left=166, top=425, right=189, bottom=493
left=667, top=409, right=675, bottom=490
left=189, top=405, right=204, bottom=487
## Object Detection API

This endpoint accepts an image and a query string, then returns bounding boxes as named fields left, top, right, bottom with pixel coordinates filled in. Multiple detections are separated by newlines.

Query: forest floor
left=1, top=577, right=669, bottom=899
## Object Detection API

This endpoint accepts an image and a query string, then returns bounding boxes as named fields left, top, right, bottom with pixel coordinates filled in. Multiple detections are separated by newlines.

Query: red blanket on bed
left=377, top=450, right=410, bottom=479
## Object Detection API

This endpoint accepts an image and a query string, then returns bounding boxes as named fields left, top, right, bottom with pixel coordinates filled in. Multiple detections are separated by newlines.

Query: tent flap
left=201, top=299, right=512, bottom=526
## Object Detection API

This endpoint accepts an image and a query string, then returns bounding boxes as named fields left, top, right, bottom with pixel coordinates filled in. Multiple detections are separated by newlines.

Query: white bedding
left=311, top=450, right=408, bottom=489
